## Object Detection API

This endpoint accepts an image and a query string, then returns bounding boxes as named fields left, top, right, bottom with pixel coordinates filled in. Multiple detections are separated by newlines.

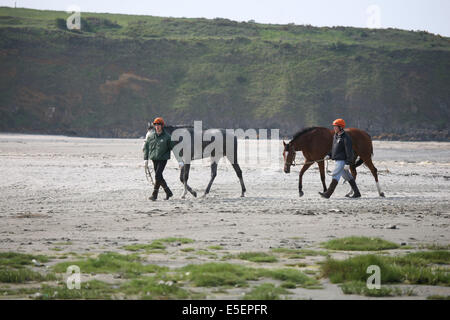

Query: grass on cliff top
left=1, top=6, right=449, bottom=50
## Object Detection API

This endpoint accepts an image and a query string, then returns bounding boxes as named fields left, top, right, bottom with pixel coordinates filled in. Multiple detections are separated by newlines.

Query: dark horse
left=155, top=125, right=246, bottom=198
left=283, top=127, right=385, bottom=197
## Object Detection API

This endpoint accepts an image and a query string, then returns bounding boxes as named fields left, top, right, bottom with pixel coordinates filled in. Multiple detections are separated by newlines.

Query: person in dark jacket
left=143, top=117, right=175, bottom=201
left=319, top=118, right=361, bottom=199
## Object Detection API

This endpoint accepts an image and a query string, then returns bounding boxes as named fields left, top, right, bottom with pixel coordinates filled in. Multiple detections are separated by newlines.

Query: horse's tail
left=354, top=130, right=374, bottom=168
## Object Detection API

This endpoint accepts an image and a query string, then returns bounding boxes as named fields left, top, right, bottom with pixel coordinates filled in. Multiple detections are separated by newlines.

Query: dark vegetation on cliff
left=0, top=7, right=449, bottom=140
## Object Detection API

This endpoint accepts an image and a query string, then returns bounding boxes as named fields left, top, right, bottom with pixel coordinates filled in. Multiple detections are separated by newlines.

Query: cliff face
left=0, top=8, right=449, bottom=140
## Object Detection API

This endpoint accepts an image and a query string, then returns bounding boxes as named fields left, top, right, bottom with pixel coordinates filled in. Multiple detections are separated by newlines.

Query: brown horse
left=283, top=127, right=385, bottom=197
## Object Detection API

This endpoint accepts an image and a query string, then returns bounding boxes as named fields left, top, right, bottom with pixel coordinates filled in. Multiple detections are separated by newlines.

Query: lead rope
left=143, top=134, right=154, bottom=186
left=145, top=165, right=155, bottom=186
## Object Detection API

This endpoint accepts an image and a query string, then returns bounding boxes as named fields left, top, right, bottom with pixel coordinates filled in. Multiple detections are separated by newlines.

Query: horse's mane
left=290, top=127, right=318, bottom=143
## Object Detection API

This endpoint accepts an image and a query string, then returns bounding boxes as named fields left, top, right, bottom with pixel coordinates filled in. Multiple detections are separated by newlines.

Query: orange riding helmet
left=332, top=118, right=346, bottom=128
left=153, top=117, right=165, bottom=126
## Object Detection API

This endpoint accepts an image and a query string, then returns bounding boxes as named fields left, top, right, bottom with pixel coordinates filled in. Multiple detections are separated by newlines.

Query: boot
left=319, top=179, right=338, bottom=199
left=163, top=186, right=173, bottom=200
left=348, top=179, right=361, bottom=198
left=160, top=180, right=173, bottom=200
left=149, top=182, right=160, bottom=201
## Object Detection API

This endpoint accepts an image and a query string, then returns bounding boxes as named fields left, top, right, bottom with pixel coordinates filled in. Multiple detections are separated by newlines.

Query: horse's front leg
left=184, top=164, right=197, bottom=197
left=204, top=161, right=218, bottom=197
left=317, top=161, right=327, bottom=193
left=298, top=162, right=313, bottom=197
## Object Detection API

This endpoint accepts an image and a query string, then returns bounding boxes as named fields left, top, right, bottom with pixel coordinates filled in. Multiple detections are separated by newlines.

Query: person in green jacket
left=143, top=117, right=174, bottom=201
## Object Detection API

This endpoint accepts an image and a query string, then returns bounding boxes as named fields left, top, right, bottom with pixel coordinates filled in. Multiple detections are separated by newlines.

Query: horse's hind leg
left=204, top=161, right=218, bottom=197
left=180, top=164, right=197, bottom=198
left=364, top=157, right=385, bottom=197
left=179, top=165, right=188, bottom=199
left=232, top=163, right=246, bottom=197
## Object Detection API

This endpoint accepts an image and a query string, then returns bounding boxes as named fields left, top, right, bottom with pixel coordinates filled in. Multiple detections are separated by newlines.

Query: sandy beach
left=0, top=133, right=449, bottom=299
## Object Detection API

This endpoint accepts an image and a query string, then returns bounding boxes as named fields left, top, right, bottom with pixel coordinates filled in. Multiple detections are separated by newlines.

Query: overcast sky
left=1, top=0, right=449, bottom=36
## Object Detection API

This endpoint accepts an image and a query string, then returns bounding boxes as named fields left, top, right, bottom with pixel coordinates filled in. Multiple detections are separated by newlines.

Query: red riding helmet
left=332, top=118, right=346, bottom=128
left=153, top=117, right=165, bottom=126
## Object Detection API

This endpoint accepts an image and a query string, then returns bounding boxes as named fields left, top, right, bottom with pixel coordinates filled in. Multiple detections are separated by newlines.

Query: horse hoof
left=192, top=191, right=197, bottom=198
left=299, top=191, right=304, bottom=197
left=240, top=193, right=245, bottom=197
left=380, top=192, right=385, bottom=197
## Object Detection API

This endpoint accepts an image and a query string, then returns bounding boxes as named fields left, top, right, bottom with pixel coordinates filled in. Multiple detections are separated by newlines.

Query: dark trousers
left=152, top=160, right=168, bottom=190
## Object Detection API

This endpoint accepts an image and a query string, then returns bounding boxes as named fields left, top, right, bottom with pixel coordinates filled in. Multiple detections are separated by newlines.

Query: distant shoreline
left=1, top=131, right=448, bottom=143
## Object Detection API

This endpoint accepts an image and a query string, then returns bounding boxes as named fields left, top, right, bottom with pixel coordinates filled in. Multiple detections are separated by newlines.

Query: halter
left=285, top=153, right=297, bottom=167
left=283, top=143, right=297, bottom=167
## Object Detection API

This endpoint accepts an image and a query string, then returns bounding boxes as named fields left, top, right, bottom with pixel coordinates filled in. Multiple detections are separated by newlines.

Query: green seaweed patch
left=0, top=269, right=58, bottom=283
left=284, top=262, right=307, bottom=268
left=321, top=237, right=400, bottom=251
left=122, top=241, right=166, bottom=252
left=280, top=281, right=297, bottom=289
left=53, top=242, right=73, bottom=246
left=258, top=268, right=320, bottom=288
left=270, top=248, right=329, bottom=257
left=287, top=255, right=306, bottom=260
left=243, top=283, right=290, bottom=300
left=195, top=250, right=218, bottom=259
left=419, top=244, right=450, bottom=251
left=180, top=263, right=259, bottom=287
left=123, top=238, right=194, bottom=252
left=405, top=251, right=450, bottom=264
left=321, top=254, right=450, bottom=286
left=35, top=280, right=119, bottom=300
left=156, top=237, right=195, bottom=244
left=340, top=281, right=415, bottom=297
left=52, top=252, right=168, bottom=277
left=208, top=245, right=224, bottom=250
left=0, top=252, right=50, bottom=269
left=236, top=252, right=278, bottom=263
left=120, top=276, right=195, bottom=299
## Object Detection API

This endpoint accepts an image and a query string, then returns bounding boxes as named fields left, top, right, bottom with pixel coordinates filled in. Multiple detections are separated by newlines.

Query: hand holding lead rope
left=144, top=160, right=154, bottom=185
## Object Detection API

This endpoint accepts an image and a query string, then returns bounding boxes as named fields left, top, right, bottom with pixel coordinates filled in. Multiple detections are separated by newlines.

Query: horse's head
left=283, top=141, right=296, bottom=173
